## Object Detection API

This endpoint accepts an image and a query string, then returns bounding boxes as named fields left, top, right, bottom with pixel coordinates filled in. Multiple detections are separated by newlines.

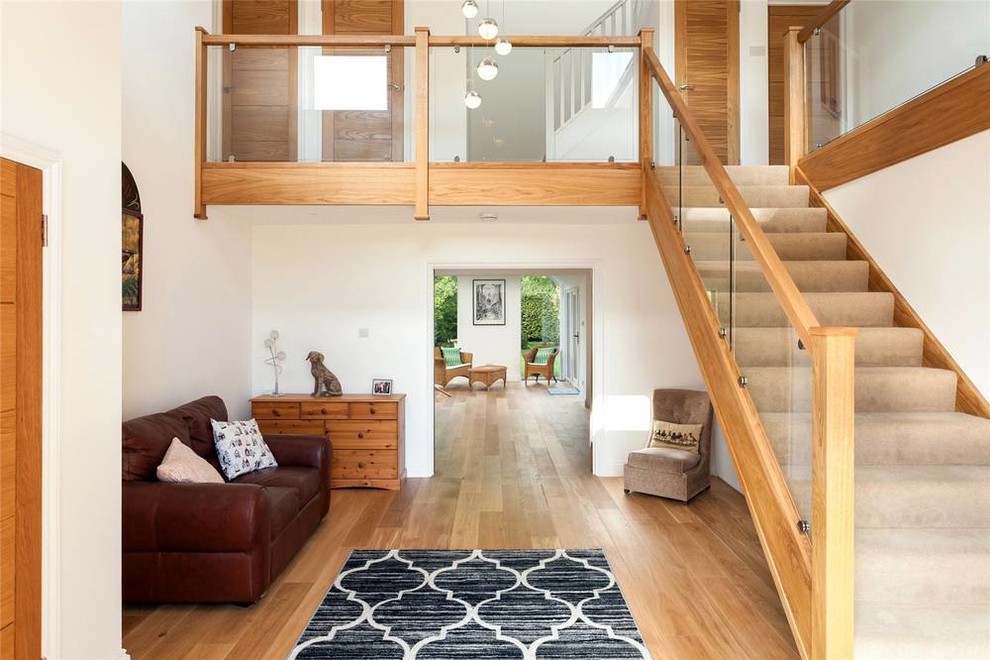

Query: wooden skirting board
left=644, top=169, right=812, bottom=658
left=200, top=162, right=641, bottom=208
left=798, top=63, right=990, bottom=191
left=795, top=166, right=990, bottom=420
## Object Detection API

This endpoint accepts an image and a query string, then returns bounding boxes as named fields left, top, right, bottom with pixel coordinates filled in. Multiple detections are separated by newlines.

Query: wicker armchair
left=522, top=346, right=559, bottom=384
left=434, top=347, right=473, bottom=388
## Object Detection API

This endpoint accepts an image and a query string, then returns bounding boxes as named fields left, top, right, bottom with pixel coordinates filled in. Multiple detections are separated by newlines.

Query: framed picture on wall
left=473, top=279, right=505, bottom=325
left=122, top=162, right=143, bottom=312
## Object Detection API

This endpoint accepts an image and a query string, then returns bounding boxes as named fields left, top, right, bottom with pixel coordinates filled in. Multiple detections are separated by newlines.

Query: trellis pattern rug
left=289, top=549, right=650, bottom=659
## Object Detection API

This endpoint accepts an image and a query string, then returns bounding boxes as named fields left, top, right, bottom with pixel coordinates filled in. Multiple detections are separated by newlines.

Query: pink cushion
left=156, top=437, right=224, bottom=484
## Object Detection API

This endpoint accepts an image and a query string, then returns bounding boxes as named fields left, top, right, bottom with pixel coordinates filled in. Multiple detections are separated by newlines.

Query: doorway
left=674, top=0, right=740, bottom=165
left=1, top=157, right=43, bottom=658
left=561, top=287, right=580, bottom=385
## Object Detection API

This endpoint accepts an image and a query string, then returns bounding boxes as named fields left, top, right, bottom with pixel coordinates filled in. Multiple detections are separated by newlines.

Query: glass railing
left=429, top=46, right=639, bottom=163
left=804, top=2, right=990, bottom=151
left=205, top=44, right=417, bottom=163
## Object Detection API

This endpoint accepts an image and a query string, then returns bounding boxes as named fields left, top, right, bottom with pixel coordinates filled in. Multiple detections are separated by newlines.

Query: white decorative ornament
left=461, top=0, right=479, bottom=19
left=264, top=329, right=286, bottom=396
left=478, top=17, right=499, bottom=40
left=477, top=57, right=499, bottom=81
left=494, top=37, right=512, bottom=56
left=464, top=90, right=482, bottom=109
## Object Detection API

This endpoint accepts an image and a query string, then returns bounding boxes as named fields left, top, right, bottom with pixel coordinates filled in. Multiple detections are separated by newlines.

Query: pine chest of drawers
left=250, top=393, right=405, bottom=490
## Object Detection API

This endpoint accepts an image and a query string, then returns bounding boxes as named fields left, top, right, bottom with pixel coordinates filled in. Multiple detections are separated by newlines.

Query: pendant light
left=464, top=90, right=482, bottom=109
left=461, top=0, right=479, bottom=19
left=494, top=0, right=511, bottom=55
left=477, top=56, right=499, bottom=81
left=478, top=17, right=499, bottom=40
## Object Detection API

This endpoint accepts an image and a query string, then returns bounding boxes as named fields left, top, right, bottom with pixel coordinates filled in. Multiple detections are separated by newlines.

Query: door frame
left=561, top=286, right=580, bottom=385
left=674, top=0, right=741, bottom=164
left=1, top=132, right=62, bottom=659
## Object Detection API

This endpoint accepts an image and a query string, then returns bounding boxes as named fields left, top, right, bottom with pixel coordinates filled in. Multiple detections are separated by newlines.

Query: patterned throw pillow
left=533, top=347, right=555, bottom=364
left=211, top=418, right=278, bottom=480
left=156, top=437, right=225, bottom=484
left=648, top=419, right=704, bottom=454
left=441, top=346, right=463, bottom=367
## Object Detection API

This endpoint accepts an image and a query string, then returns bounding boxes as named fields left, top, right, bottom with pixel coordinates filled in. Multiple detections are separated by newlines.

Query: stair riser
left=698, top=261, right=869, bottom=294
left=666, top=185, right=810, bottom=208
left=746, top=368, right=958, bottom=412
left=681, top=207, right=828, bottom=233
left=734, top=327, right=924, bottom=367
left=734, top=292, right=895, bottom=328
left=857, top=553, right=990, bottom=605
left=685, top=232, right=848, bottom=262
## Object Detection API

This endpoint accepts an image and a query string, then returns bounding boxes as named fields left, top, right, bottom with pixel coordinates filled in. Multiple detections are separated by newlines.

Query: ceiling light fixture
left=494, top=37, right=512, bottom=56
left=478, top=17, right=499, bottom=40
left=461, top=0, right=479, bottom=19
left=464, top=90, right=482, bottom=109
left=477, top=56, right=499, bottom=81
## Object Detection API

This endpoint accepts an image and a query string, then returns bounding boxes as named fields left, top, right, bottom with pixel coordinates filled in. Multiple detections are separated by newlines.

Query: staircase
left=665, top=164, right=990, bottom=658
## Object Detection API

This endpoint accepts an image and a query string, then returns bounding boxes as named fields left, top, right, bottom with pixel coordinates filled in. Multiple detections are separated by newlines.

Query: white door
left=562, top=288, right=580, bottom=385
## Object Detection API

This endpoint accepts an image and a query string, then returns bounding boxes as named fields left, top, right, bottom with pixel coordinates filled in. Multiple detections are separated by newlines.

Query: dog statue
left=305, top=351, right=343, bottom=397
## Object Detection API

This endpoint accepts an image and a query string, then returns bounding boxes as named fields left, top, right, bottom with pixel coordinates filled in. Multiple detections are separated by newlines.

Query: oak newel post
left=783, top=26, right=805, bottom=182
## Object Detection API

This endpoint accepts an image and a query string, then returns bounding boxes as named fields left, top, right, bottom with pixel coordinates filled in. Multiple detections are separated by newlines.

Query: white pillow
left=211, top=418, right=278, bottom=480
left=156, top=437, right=224, bottom=484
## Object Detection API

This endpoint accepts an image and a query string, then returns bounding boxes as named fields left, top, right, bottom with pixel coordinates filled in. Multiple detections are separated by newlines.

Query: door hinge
left=42, top=214, right=48, bottom=247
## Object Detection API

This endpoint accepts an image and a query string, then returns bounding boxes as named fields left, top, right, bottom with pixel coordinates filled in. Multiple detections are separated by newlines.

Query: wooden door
left=675, top=0, right=740, bottom=165
left=768, top=5, right=825, bottom=164
left=0, top=158, right=43, bottom=659
left=322, top=0, right=404, bottom=162
left=222, top=0, right=298, bottom=162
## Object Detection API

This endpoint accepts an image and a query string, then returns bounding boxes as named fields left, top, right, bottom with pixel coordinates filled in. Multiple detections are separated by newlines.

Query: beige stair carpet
left=675, top=165, right=990, bottom=658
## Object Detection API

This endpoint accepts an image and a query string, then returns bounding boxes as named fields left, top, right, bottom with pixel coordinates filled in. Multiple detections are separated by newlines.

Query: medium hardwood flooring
left=122, top=382, right=798, bottom=659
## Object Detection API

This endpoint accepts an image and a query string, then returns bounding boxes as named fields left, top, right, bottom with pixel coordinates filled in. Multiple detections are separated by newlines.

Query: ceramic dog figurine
left=306, top=351, right=343, bottom=397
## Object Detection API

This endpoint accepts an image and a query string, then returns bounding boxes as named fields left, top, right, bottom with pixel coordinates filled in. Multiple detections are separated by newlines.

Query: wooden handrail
left=797, top=0, right=850, bottom=44
left=201, top=33, right=642, bottom=48
left=642, top=46, right=821, bottom=347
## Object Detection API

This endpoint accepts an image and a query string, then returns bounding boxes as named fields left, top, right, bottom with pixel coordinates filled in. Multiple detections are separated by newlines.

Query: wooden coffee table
left=469, top=364, right=507, bottom=389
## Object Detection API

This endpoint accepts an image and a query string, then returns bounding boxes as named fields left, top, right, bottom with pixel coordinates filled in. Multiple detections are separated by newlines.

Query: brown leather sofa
left=122, top=396, right=330, bottom=603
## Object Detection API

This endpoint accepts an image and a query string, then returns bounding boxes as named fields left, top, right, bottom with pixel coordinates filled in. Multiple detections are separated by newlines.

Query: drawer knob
left=273, top=409, right=280, bottom=417
left=358, top=462, right=366, bottom=469
left=370, top=407, right=377, bottom=415
left=321, top=408, right=327, bottom=414
left=358, top=432, right=365, bottom=439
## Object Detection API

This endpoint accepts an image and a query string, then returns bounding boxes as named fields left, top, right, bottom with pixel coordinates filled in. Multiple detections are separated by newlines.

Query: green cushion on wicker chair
left=441, top=346, right=463, bottom=367
left=533, top=347, right=555, bottom=364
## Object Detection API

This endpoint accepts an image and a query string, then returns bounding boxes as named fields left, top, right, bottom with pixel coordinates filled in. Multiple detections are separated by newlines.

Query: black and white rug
left=289, top=549, right=650, bottom=659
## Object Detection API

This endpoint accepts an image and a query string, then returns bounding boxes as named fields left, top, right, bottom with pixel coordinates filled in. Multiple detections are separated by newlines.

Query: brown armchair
left=434, top=347, right=473, bottom=387
left=623, top=389, right=714, bottom=502
left=522, top=346, right=559, bottom=384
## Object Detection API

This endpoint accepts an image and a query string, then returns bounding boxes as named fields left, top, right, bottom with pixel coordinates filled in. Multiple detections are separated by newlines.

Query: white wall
left=0, top=1, right=124, bottom=658
left=824, top=130, right=990, bottom=397
left=122, top=1, right=255, bottom=421
left=842, top=0, right=990, bottom=129
left=455, top=275, right=523, bottom=379
left=250, top=219, right=720, bottom=479
left=739, top=0, right=769, bottom=165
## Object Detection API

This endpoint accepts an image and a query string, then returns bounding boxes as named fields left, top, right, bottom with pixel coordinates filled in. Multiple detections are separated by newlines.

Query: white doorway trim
left=426, top=260, right=604, bottom=477
left=0, top=132, right=63, bottom=660
left=561, top=286, right=580, bottom=386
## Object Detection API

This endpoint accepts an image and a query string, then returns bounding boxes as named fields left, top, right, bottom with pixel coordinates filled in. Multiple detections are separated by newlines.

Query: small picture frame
left=473, top=278, right=506, bottom=325
left=372, top=378, right=393, bottom=396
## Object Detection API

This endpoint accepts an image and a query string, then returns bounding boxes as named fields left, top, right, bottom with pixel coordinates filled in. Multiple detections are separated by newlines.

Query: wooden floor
left=122, top=382, right=798, bottom=659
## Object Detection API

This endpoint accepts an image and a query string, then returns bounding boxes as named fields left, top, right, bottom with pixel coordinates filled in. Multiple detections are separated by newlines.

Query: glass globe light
left=477, top=57, right=499, bottom=81
left=494, top=37, right=512, bottom=56
left=461, top=0, right=479, bottom=19
left=464, top=90, right=482, bottom=109
left=478, top=17, right=499, bottom=40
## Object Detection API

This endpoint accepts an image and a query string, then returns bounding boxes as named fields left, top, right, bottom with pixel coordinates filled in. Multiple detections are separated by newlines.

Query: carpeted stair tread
left=855, top=605, right=990, bottom=658
left=656, top=165, right=790, bottom=186
left=734, top=291, right=895, bottom=327
left=761, top=411, right=990, bottom=466
left=746, top=366, right=958, bottom=412
left=666, top=184, right=810, bottom=208
left=857, top=528, right=990, bottom=605
left=685, top=232, right=847, bottom=261
left=680, top=206, right=827, bottom=232
left=695, top=260, right=869, bottom=293
left=733, top=326, right=923, bottom=367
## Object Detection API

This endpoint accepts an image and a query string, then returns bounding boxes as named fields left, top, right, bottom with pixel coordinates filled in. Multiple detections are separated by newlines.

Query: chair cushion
left=627, top=447, right=701, bottom=474
left=534, top=347, right=554, bottom=364
left=260, top=486, right=299, bottom=539
left=647, top=419, right=703, bottom=453
left=441, top=346, right=463, bottom=367
left=234, top=466, right=321, bottom=505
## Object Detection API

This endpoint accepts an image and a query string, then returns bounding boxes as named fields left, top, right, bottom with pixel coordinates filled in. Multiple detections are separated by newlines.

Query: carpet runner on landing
left=289, top=549, right=650, bottom=659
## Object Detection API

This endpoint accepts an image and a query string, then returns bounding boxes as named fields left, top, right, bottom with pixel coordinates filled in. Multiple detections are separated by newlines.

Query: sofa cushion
left=122, top=412, right=192, bottom=481
left=172, top=396, right=228, bottom=459
left=156, top=438, right=224, bottom=484
left=212, top=419, right=278, bottom=480
left=262, top=486, right=299, bottom=540
left=647, top=419, right=703, bottom=453
left=234, top=466, right=321, bottom=506
left=627, top=447, right=701, bottom=474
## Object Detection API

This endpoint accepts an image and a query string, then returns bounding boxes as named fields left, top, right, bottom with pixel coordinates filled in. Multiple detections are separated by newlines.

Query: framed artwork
left=372, top=378, right=393, bottom=396
left=122, top=162, right=143, bottom=312
left=473, top=279, right=506, bottom=326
